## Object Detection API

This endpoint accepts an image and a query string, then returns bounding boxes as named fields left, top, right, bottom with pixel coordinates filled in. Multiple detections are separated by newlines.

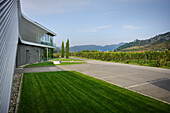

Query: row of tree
left=70, top=50, right=170, bottom=67
left=61, top=39, right=70, bottom=58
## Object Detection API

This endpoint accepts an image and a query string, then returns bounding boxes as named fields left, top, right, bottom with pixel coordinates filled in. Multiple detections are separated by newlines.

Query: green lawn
left=24, top=62, right=55, bottom=67
left=24, top=61, right=86, bottom=67
left=57, top=62, right=86, bottom=65
left=52, top=58, right=83, bottom=61
left=18, top=71, right=170, bottom=113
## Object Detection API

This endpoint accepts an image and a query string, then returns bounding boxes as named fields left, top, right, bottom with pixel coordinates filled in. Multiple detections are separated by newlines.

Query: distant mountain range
left=115, top=32, right=170, bottom=52
left=70, top=42, right=125, bottom=52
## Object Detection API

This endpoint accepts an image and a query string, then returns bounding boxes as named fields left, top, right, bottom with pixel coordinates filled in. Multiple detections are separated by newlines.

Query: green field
left=18, top=71, right=170, bottom=113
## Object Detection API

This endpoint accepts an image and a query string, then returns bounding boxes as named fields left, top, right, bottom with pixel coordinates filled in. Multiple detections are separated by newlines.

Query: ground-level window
left=41, top=48, right=53, bottom=61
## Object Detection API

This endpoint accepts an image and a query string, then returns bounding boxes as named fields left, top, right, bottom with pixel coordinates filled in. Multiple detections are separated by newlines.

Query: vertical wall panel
left=0, top=0, right=19, bottom=113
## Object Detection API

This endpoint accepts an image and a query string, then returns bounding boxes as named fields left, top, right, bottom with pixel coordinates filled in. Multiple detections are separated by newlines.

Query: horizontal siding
left=0, top=0, right=19, bottom=113
left=19, top=15, right=47, bottom=44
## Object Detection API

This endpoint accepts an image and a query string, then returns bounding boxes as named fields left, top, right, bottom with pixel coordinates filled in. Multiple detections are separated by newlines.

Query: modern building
left=0, top=0, right=56, bottom=112
left=16, top=13, right=56, bottom=67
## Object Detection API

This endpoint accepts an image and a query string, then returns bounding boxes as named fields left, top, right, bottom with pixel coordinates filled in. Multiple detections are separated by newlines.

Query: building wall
left=19, top=15, right=47, bottom=43
left=0, top=0, right=19, bottom=113
left=16, top=44, right=42, bottom=67
left=19, top=14, right=55, bottom=44
left=0, top=0, right=55, bottom=112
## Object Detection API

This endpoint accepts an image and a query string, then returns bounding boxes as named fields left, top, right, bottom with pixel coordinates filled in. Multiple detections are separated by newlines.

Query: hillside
left=70, top=42, right=125, bottom=52
left=115, top=32, right=170, bottom=52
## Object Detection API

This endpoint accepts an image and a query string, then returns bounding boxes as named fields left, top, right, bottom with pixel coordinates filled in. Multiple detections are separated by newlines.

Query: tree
left=61, top=41, right=64, bottom=58
left=66, top=39, right=69, bottom=58
left=81, top=50, right=90, bottom=52
left=91, top=50, right=98, bottom=52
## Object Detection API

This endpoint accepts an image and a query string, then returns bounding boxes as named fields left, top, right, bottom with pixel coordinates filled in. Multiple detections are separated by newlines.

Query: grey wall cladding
left=0, top=0, right=19, bottom=113
left=16, top=44, right=42, bottom=66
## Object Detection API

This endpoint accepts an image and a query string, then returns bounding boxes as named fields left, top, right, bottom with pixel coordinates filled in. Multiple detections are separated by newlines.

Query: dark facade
left=16, top=43, right=54, bottom=67
left=16, top=44, right=42, bottom=66
left=0, top=0, right=56, bottom=112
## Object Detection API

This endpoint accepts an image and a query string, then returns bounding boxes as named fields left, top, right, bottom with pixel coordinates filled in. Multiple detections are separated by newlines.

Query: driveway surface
left=15, top=66, right=63, bottom=74
left=57, top=58, right=170, bottom=103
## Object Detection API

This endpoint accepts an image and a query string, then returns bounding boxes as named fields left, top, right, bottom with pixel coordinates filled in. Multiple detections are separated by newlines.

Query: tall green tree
left=66, top=39, right=70, bottom=58
left=61, top=41, right=64, bottom=58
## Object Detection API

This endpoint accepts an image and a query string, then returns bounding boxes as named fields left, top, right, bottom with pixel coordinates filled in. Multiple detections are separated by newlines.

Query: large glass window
left=40, top=33, right=54, bottom=46
left=41, top=48, right=53, bottom=61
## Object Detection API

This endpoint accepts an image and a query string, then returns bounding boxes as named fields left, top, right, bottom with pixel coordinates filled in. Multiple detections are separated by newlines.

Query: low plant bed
left=18, top=71, right=170, bottom=113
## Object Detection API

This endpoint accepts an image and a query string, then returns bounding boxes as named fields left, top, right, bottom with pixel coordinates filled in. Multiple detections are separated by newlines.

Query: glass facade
left=41, top=48, right=53, bottom=61
left=40, top=33, right=54, bottom=46
left=48, top=48, right=53, bottom=59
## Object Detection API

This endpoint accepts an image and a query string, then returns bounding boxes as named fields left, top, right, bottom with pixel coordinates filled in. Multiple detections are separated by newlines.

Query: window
left=40, top=33, right=54, bottom=46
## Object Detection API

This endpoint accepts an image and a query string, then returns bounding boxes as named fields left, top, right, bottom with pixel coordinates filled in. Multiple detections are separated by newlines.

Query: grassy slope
left=18, top=71, right=170, bottom=113
left=116, top=32, right=170, bottom=52
left=122, top=41, right=170, bottom=52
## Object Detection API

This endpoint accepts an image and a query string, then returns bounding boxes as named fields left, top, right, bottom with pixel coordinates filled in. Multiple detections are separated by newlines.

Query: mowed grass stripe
left=57, top=72, right=121, bottom=112
left=41, top=72, right=90, bottom=113
left=43, top=73, right=78, bottom=113
left=35, top=74, right=59, bottom=113
left=46, top=72, right=107, bottom=113
left=19, top=74, right=39, bottom=113
left=18, top=71, right=170, bottom=113
left=33, top=74, right=50, bottom=113
left=39, top=72, right=75, bottom=113
left=53, top=72, right=112, bottom=112
left=45, top=72, right=95, bottom=113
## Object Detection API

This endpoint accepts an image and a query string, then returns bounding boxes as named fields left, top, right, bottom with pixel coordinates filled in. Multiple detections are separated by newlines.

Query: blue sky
left=21, top=0, right=170, bottom=47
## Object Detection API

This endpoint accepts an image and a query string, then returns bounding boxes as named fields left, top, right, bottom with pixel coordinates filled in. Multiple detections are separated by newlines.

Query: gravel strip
left=8, top=74, right=22, bottom=113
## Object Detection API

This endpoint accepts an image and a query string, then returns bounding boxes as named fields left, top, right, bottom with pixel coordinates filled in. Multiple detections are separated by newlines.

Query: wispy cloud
left=84, top=25, right=112, bottom=32
left=122, top=25, right=140, bottom=29
left=21, top=0, right=90, bottom=15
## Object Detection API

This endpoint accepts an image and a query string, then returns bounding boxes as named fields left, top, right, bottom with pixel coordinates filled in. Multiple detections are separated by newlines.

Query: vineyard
left=70, top=50, right=170, bottom=68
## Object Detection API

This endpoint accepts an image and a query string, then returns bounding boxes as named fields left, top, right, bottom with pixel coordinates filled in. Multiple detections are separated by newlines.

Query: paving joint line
left=100, top=73, right=139, bottom=79
left=125, top=77, right=170, bottom=89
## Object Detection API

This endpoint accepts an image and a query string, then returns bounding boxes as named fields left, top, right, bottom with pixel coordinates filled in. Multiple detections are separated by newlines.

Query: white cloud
left=122, top=25, right=140, bottom=29
left=84, top=24, right=112, bottom=32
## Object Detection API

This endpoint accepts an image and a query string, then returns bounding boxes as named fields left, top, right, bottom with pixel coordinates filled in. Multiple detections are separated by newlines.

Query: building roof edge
left=21, top=13, right=56, bottom=36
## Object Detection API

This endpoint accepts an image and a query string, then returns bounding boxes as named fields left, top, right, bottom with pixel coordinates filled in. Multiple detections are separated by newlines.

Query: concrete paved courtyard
left=58, top=58, right=170, bottom=103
